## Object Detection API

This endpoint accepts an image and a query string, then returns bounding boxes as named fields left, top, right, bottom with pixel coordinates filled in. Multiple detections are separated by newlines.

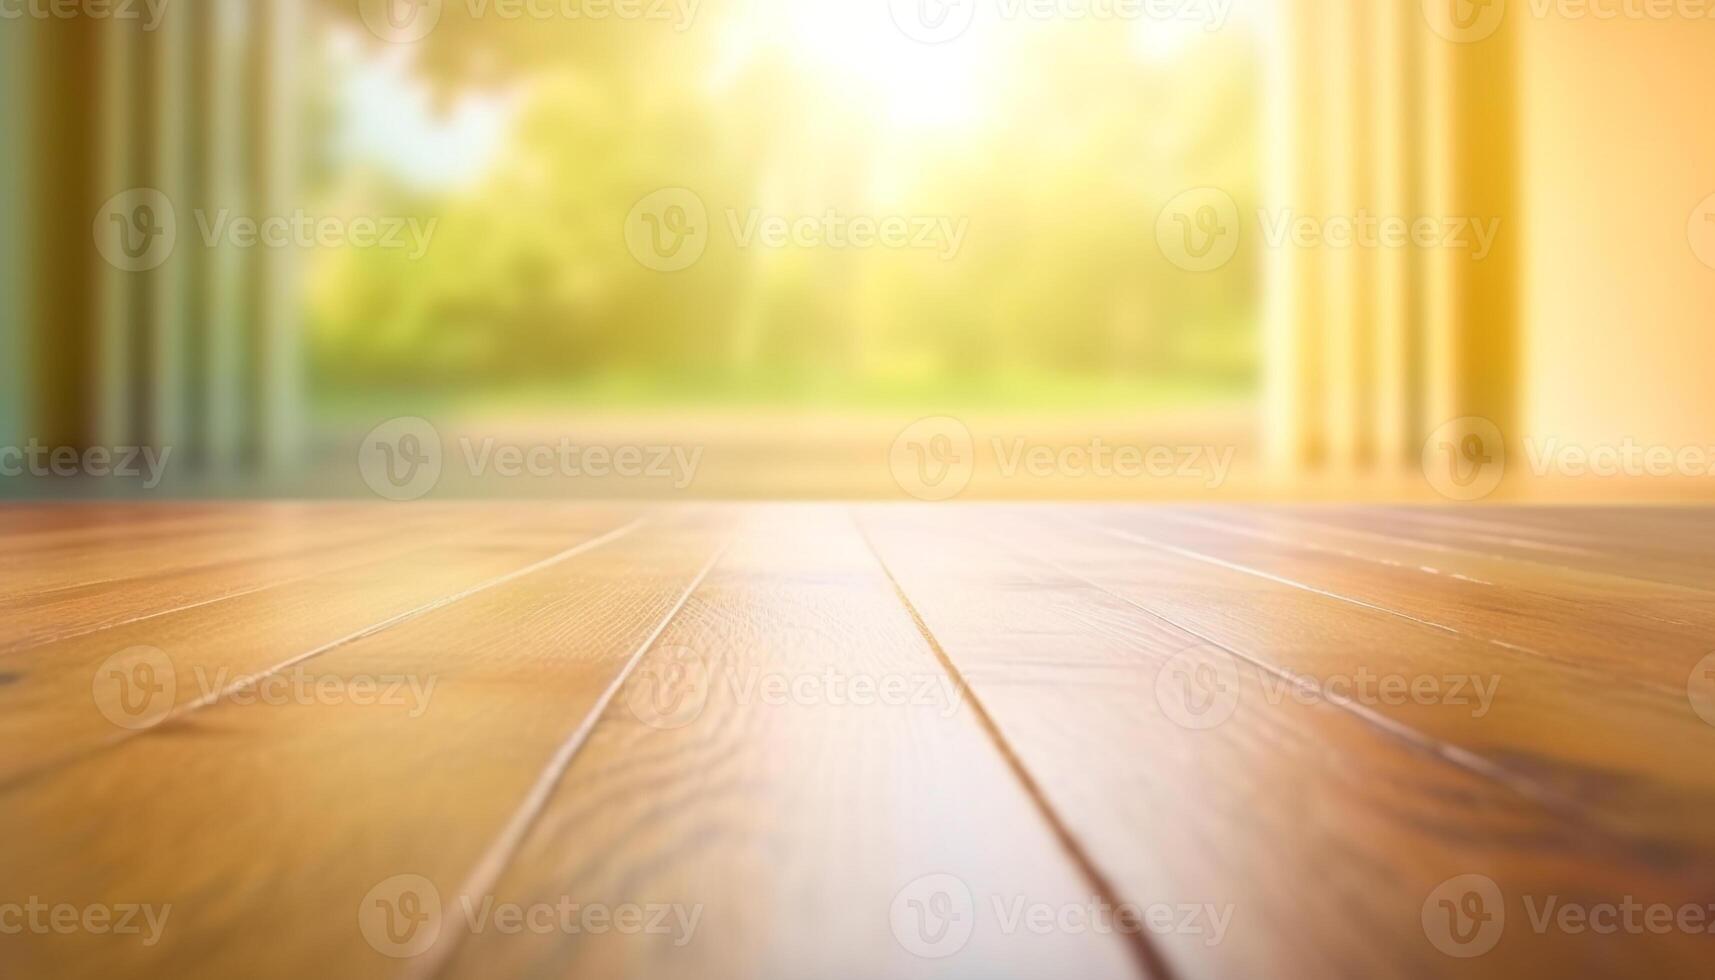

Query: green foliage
left=308, top=10, right=1261, bottom=408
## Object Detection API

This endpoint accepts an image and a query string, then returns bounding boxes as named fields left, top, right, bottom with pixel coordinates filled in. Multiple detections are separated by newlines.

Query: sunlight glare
left=774, top=0, right=989, bottom=131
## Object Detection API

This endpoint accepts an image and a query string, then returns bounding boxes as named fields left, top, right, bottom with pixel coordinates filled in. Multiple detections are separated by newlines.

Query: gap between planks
left=403, top=536, right=733, bottom=980
left=0, top=515, right=653, bottom=795
left=851, top=508, right=1179, bottom=980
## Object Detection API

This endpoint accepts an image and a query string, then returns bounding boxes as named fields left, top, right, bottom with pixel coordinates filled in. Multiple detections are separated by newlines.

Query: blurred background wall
left=1, top=0, right=1712, bottom=501
left=1519, top=14, right=1715, bottom=452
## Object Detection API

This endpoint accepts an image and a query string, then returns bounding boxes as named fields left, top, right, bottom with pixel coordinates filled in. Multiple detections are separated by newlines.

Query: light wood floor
left=2, top=503, right=1713, bottom=979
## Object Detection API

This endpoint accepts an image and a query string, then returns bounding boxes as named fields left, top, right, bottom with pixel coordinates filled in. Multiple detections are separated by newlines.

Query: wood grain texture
left=0, top=503, right=458, bottom=600
left=0, top=502, right=1711, bottom=980
left=1027, top=507, right=1715, bottom=860
left=0, top=505, right=533, bottom=652
left=1314, top=506, right=1715, bottom=592
left=0, top=507, right=728, bottom=980
left=1087, top=508, right=1714, bottom=692
left=858, top=506, right=1715, bottom=979
left=0, top=506, right=641, bottom=786
left=437, top=505, right=1142, bottom=980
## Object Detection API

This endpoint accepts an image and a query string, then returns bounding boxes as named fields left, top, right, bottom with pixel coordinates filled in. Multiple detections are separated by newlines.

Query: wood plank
left=0, top=502, right=250, bottom=543
left=0, top=506, right=641, bottom=786
left=1003, top=507, right=1715, bottom=857
left=434, top=505, right=1142, bottom=980
left=1342, top=506, right=1715, bottom=589
left=1169, top=506, right=1715, bottom=634
left=0, top=507, right=731, bottom=980
left=1254, top=506, right=1715, bottom=604
left=858, top=506, right=1712, bottom=979
left=1090, top=508, right=1712, bottom=692
left=0, top=503, right=460, bottom=598
left=0, top=505, right=534, bottom=652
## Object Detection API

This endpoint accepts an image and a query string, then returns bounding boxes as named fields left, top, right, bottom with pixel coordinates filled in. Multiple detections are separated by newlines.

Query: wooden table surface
left=2, top=503, right=1712, bottom=979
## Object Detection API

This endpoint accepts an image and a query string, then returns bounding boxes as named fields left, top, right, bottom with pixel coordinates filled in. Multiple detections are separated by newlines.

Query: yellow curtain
left=1262, top=0, right=1520, bottom=475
